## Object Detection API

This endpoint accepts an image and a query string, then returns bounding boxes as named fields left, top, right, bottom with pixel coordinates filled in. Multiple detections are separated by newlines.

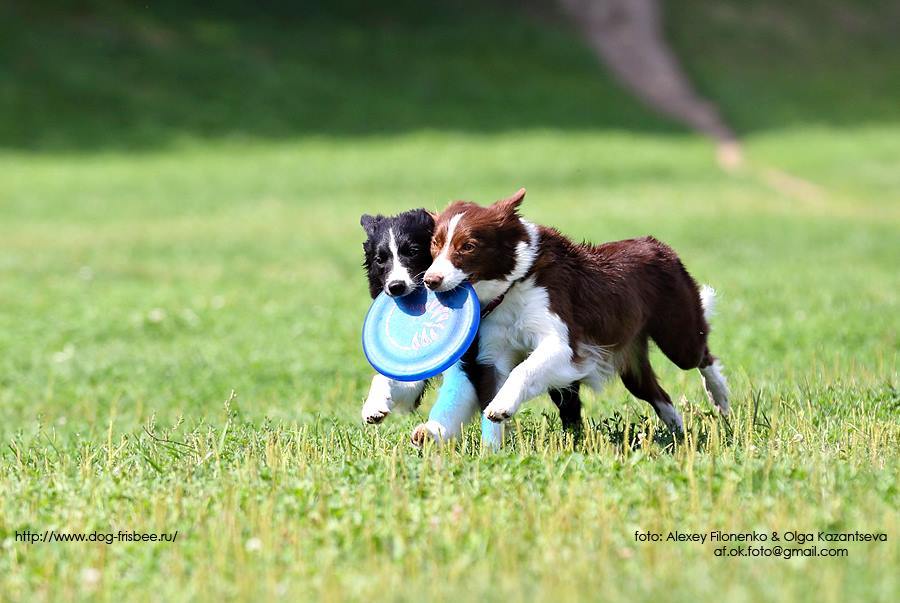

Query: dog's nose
left=387, top=281, right=407, bottom=296
left=424, top=274, right=444, bottom=290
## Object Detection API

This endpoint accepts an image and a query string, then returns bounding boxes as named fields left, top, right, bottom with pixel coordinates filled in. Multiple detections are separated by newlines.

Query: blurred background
left=0, top=0, right=897, bottom=430
left=3, top=0, right=899, bottom=151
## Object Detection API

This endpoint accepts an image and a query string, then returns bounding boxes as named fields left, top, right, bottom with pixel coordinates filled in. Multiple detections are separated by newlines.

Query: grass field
left=1, top=1, right=898, bottom=601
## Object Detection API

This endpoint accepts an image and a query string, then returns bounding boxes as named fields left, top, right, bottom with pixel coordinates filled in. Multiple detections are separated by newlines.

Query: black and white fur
left=361, top=210, right=435, bottom=299
left=359, top=210, right=435, bottom=423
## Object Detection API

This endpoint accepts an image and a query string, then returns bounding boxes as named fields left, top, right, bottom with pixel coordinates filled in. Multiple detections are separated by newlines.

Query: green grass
left=1, top=1, right=898, bottom=601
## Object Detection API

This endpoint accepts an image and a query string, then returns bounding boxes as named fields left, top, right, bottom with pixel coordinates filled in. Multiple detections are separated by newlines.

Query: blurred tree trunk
left=558, top=0, right=742, bottom=167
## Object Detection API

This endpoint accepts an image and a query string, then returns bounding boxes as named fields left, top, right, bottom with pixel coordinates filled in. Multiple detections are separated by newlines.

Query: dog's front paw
left=484, top=398, right=516, bottom=423
left=410, top=421, right=446, bottom=449
left=361, top=398, right=392, bottom=424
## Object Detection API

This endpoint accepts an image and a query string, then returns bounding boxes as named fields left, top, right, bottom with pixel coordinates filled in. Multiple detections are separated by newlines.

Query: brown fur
left=430, top=190, right=529, bottom=283
left=533, top=229, right=712, bottom=366
left=533, top=228, right=716, bottom=422
left=431, top=189, right=719, bottom=429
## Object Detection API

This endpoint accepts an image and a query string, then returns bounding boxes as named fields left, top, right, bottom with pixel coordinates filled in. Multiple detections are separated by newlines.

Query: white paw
left=484, top=397, right=517, bottom=423
left=657, top=403, right=685, bottom=436
left=361, top=398, right=392, bottom=424
left=410, top=421, right=446, bottom=448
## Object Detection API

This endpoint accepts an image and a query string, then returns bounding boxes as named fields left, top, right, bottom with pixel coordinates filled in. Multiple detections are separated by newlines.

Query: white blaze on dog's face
left=360, top=209, right=435, bottom=299
left=423, top=212, right=468, bottom=291
left=424, top=188, right=531, bottom=294
left=383, top=228, right=416, bottom=294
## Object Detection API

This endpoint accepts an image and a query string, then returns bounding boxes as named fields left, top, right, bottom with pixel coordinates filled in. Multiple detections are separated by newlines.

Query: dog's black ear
left=360, top=214, right=381, bottom=236
left=413, top=208, right=435, bottom=230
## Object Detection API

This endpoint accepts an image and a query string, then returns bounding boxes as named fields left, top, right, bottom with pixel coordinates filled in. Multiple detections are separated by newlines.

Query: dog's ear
left=360, top=214, right=381, bottom=236
left=494, top=188, right=526, bottom=214
left=415, top=208, right=436, bottom=230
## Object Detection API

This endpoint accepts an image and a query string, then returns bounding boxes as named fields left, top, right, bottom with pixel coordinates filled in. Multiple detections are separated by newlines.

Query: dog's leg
left=620, top=370, right=684, bottom=436
left=477, top=363, right=510, bottom=448
left=361, top=374, right=426, bottom=424
left=484, top=338, right=576, bottom=423
left=479, top=414, right=504, bottom=450
left=699, top=351, right=730, bottom=415
left=620, top=342, right=684, bottom=436
left=411, top=361, right=479, bottom=448
left=549, top=383, right=582, bottom=432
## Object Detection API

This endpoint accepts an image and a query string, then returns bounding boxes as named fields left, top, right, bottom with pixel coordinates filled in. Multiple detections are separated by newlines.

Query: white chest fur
left=476, top=277, right=617, bottom=395
left=477, top=278, right=566, bottom=366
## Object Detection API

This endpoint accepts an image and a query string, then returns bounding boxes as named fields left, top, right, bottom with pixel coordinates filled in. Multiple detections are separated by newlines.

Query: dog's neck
left=473, top=219, right=540, bottom=306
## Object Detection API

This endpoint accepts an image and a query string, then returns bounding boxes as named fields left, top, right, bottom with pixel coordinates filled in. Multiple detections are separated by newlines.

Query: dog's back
left=533, top=231, right=709, bottom=366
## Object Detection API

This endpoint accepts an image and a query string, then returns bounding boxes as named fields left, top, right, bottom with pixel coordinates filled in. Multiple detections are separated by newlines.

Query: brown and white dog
left=423, top=188, right=729, bottom=433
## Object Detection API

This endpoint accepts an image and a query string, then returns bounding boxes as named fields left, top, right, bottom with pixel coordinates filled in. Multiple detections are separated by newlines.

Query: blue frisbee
left=362, top=283, right=480, bottom=382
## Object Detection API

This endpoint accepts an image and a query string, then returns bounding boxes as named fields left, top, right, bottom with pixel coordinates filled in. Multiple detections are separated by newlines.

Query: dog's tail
left=700, top=285, right=717, bottom=322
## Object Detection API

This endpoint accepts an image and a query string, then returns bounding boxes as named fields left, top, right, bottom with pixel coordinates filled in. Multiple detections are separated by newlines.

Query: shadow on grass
left=513, top=409, right=730, bottom=454
left=586, top=413, right=684, bottom=452
left=2, top=0, right=898, bottom=151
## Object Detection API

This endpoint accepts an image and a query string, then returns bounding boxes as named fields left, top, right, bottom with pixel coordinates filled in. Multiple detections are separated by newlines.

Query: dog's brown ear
left=494, top=188, right=526, bottom=214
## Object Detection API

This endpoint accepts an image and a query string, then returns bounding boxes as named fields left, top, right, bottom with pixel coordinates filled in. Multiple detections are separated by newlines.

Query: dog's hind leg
left=696, top=286, right=730, bottom=415
left=699, top=348, right=730, bottom=415
left=620, top=339, right=684, bottom=436
left=549, top=383, right=582, bottom=432
left=649, top=281, right=730, bottom=417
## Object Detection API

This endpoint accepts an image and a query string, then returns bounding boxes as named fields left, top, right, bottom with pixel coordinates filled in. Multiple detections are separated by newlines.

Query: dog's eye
left=461, top=241, right=477, bottom=253
left=375, top=252, right=388, bottom=265
left=401, top=244, right=419, bottom=256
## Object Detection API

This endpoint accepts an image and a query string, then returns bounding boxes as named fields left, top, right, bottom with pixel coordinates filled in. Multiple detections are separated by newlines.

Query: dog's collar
left=480, top=294, right=505, bottom=318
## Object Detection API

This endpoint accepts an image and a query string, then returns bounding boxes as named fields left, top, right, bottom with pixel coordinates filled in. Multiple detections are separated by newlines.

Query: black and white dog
left=359, top=209, right=583, bottom=444
left=359, top=209, right=436, bottom=424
